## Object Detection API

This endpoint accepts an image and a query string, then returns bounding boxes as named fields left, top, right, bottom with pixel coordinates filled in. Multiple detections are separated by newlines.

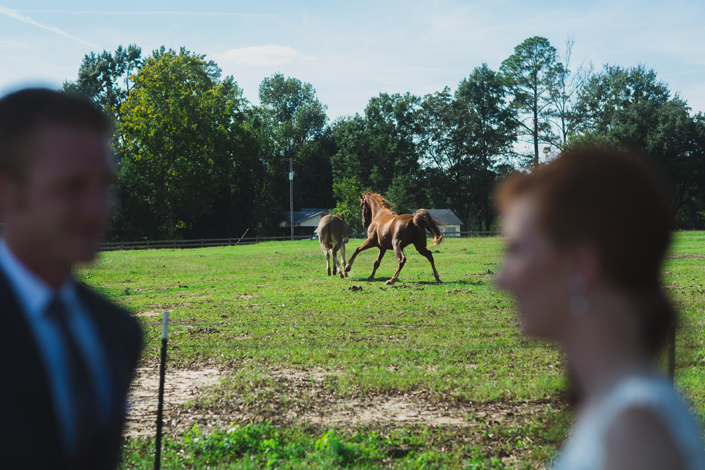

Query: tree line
left=62, top=37, right=705, bottom=240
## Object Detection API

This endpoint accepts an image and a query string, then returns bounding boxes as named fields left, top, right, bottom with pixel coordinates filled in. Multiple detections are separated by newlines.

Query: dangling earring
left=568, top=276, right=589, bottom=315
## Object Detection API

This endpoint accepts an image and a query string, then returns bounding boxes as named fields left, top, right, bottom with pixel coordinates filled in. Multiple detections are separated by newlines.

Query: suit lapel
left=0, top=269, right=63, bottom=457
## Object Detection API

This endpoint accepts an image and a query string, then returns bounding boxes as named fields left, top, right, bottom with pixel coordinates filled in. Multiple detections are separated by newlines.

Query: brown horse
left=345, top=193, right=443, bottom=285
left=317, top=214, right=348, bottom=278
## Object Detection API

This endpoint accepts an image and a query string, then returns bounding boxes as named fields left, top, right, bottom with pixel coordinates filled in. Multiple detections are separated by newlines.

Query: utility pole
left=289, top=157, right=294, bottom=241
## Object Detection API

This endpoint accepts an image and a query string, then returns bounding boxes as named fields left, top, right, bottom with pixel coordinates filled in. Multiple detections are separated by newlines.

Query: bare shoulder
left=604, top=407, right=684, bottom=470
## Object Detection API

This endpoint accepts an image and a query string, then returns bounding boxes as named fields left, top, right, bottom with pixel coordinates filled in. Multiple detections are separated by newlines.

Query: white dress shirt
left=0, top=242, right=114, bottom=454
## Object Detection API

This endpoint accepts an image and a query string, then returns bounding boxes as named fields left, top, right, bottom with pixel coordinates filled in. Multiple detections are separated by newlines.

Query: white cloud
left=217, top=45, right=302, bottom=66
left=0, top=4, right=98, bottom=47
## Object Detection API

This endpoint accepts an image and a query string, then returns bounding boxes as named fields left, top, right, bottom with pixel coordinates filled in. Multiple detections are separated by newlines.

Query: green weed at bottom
left=120, top=412, right=572, bottom=470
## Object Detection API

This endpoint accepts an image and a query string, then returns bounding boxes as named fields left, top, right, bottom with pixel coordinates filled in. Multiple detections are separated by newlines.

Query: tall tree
left=419, top=65, right=517, bottom=230
left=500, top=36, right=560, bottom=167
left=330, top=176, right=368, bottom=235
left=252, top=73, right=333, bottom=230
left=572, top=64, right=670, bottom=135
left=571, top=65, right=705, bottom=218
left=547, top=37, right=592, bottom=146
left=62, top=44, right=142, bottom=123
left=113, top=47, right=260, bottom=240
left=331, top=92, right=429, bottom=211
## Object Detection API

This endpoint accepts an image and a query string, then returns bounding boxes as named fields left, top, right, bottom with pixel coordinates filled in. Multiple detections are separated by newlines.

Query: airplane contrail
left=0, top=5, right=98, bottom=48
left=16, top=10, right=270, bottom=17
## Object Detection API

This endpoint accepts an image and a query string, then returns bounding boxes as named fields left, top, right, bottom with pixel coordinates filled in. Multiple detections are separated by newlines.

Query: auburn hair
left=495, top=147, right=674, bottom=356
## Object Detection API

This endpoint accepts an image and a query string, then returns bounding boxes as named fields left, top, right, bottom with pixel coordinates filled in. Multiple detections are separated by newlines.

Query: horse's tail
left=414, top=209, right=443, bottom=246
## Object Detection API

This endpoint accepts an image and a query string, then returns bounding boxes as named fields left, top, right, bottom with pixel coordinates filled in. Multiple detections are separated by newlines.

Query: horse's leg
left=415, top=241, right=442, bottom=283
left=385, top=242, right=408, bottom=285
left=345, top=238, right=375, bottom=272
left=332, top=243, right=340, bottom=276
left=325, top=249, right=331, bottom=276
left=368, top=248, right=387, bottom=282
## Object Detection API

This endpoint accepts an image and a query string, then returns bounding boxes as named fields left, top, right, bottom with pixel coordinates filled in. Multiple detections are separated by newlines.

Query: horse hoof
left=385, top=279, right=395, bottom=285
left=327, top=270, right=331, bottom=276
left=345, top=265, right=351, bottom=273
left=339, top=273, right=345, bottom=279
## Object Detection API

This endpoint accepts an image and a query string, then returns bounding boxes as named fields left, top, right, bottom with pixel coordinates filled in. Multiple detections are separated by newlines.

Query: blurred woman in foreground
left=495, top=148, right=705, bottom=470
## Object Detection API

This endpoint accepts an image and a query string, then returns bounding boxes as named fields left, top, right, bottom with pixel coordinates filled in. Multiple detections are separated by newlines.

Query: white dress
left=553, top=375, right=705, bottom=470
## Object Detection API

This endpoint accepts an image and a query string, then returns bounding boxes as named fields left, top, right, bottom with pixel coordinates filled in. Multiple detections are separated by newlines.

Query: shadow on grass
left=344, top=278, right=488, bottom=287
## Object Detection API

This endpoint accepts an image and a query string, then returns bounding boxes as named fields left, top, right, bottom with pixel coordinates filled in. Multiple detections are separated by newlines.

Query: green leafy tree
left=62, top=44, right=142, bottom=123
left=419, top=65, right=517, bottom=231
left=331, top=93, right=429, bottom=210
left=252, top=73, right=333, bottom=228
left=501, top=36, right=560, bottom=167
left=609, top=99, right=705, bottom=215
left=113, top=47, right=260, bottom=239
left=571, top=65, right=705, bottom=222
left=330, top=176, right=368, bottom=235
left=384, top=174, right=418, bottom=215
left=573, top=64, right=670, bottom=135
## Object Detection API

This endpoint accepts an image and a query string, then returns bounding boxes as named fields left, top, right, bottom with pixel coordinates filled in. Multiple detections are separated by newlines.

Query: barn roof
left=415, top=209, right=463, bottom=226
left=283, top=208, right=330, bottom=225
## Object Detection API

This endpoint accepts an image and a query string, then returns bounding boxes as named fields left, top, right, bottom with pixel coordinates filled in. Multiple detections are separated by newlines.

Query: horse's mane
left=363, top=192, right=397, bottom=215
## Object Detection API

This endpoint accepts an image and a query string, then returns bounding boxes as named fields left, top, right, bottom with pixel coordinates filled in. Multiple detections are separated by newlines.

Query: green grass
left=120, top=410, right=571, bottom=470
left=77, top=233, right=705, bottom=469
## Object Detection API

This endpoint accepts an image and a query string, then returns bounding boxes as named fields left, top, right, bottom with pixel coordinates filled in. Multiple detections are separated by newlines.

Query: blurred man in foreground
left=0, top=88, right=142, bottom=469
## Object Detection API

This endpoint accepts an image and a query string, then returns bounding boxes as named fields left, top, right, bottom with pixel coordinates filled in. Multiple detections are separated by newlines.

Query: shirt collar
left=0, top=242, right=75, bottom=318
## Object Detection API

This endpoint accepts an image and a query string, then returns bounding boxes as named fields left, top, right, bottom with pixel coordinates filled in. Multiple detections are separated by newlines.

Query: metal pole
left=289, top=157, right=294, bottom=241
left=154, top=311, right=170, bottom=470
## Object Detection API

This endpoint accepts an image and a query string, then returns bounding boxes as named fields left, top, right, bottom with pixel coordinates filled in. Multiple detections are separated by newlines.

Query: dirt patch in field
left=665, top=253, right=705, bottom=260
left=136, top=310, right=163, bottom=317
left=125, top=367, right=223, bottom=437
left=124, top=366, right=563, bottom=439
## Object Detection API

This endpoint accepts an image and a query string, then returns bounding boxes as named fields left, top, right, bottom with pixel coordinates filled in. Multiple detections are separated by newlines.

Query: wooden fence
left=98, top=231, right=499, bottom=252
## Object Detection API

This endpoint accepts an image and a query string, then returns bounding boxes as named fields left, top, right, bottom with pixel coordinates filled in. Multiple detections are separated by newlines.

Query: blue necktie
left=46, top=297, right=98, bottom=467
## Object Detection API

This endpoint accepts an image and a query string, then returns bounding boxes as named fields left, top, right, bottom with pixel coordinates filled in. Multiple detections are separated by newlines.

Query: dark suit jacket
left=0, top=270, right=142, bottom=470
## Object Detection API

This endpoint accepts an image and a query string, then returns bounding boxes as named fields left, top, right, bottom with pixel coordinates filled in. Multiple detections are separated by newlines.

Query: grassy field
left=78, top=232, right=705, bottom=469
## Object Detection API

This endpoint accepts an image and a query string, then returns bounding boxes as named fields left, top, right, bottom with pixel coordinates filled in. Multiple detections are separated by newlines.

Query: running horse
left=317, top=214, right=348, bottom=278
left=345, top=193, right=443, bottom=285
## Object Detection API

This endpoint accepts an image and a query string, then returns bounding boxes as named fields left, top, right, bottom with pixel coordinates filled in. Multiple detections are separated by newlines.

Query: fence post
left=201, top=238, right=204, bottom=248
left=173, top=239, right=176, bottom=249
left=147, top=240, right=150, bottom=249
left=120, top=241, right=123, bottom=251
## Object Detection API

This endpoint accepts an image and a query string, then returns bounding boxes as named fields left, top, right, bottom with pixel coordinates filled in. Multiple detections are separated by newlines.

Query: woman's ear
left=571, top=243, right=601, bottom=290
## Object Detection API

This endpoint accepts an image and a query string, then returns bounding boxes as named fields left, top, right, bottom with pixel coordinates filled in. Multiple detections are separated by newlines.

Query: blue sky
left=1, top=1, right=704, bottom=120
